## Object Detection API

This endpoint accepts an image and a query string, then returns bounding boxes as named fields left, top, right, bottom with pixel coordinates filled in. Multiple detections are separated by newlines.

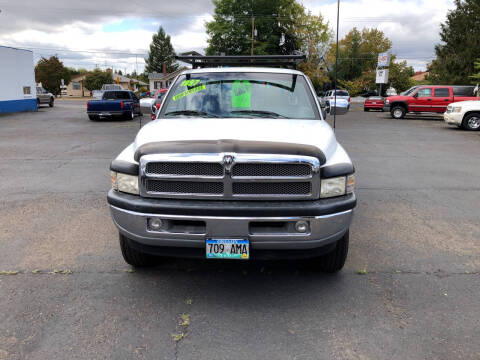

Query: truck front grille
left=146, top=162, right=223, bottom=177
left=232, top=182, right=311, bottom=195
left=231, top=163, right=312, bottom=177
left=146, top=180, right=224, bottom=194
left=139, top=154, right=320, bottom=200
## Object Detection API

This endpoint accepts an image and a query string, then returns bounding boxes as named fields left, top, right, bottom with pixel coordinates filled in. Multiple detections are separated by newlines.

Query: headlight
left=111, top=171, right=139, bottom=195
left=452, top=107, right=462, bottom=113
left=320, top=174, right=355, bottom=198
left=321, top=176, right=346, bottom=198
left=385, top=99, right=390, bottom=104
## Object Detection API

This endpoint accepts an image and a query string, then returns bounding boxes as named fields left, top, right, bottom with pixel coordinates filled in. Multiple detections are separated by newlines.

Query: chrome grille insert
left=139, top=153, right=320, bottom=200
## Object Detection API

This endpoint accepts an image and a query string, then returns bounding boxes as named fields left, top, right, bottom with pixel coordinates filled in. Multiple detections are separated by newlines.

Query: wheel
left=88, top=115, right=99, bottom=121
left=125, top=110, right=134, bottom=120
left=462, top=113, right=480, bottom=131
left=36, top=98, right=40, bottom=108
left=364, top=108, right=370, bottom=112
left=49, top=98, right=54, bottom=107
left=391, top=105, right=406, bottom=119
left=119, top=233, right=158, bottom=267
left=308, top=230, right=349, bottom=273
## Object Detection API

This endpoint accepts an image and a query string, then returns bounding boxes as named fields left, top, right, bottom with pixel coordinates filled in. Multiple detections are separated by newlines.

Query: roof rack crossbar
left=175, top=54, right=306, bottom=69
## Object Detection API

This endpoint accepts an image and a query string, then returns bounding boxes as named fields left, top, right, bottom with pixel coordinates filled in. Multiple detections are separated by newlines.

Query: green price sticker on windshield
left=232, top=80, right=251, bottom=108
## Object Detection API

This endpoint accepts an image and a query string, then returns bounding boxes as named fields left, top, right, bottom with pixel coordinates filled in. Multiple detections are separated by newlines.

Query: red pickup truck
left=384, top=85, right=477, bottom=119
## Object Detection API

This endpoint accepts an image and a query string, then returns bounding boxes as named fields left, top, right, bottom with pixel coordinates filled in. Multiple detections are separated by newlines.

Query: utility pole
left=251, top=15, right=255, bottom=56
left=135, top=54, right=138, bottom=79
left=333, top=0, right=340, bottom=131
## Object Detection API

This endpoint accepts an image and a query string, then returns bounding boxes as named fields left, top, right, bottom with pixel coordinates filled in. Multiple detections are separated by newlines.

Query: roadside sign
left=376, top=69, right=389, bottom=84
left=61, top=79, right=64, bottom=86
left=377, top=53, right=391, bottom=67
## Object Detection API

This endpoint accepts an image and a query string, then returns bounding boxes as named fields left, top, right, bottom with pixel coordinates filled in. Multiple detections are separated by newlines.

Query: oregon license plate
left=206, top=239, right=249, bottom=260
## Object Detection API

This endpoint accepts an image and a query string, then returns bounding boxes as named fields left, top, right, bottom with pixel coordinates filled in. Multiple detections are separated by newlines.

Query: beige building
left=66, top=74, right=90, bottom=97
left=66, top=73, right=147, bottom=97
left=112, top=74, right=148, bottom=91
left=148, top=68, right=184, bottom=92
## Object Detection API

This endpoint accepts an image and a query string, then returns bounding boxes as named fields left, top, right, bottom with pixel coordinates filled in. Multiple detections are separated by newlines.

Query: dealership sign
left=376, top=69, right=389, bottom=84
left=377, top=52, right=391, bottom=67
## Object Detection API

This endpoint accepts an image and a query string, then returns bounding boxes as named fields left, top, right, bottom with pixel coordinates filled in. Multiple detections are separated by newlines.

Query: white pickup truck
left=444, top=100, right=480, bottom=130
left=107, top=59, right=356, bottom=273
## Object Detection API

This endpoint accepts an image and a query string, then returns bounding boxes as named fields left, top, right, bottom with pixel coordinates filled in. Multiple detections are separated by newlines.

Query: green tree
left=388, top=59, right=415, bottom=93
left=205, top=0, right=304, bottom=56
left=469, top=58, right=480, bottom=84
left=144, top=26, right=179, bottom=74
left=83, top=69, right=113, bottom=91
left=34, top=56, right=71, bottom=96
left=327, top=27, right=392, bottom=82
left=295, top=9, right=332, bottom=92
left=428, top=0, right=480, bottom=84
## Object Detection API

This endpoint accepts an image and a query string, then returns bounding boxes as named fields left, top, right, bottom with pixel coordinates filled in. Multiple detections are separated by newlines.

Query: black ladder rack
left=175, top=54, right=306, bottom=70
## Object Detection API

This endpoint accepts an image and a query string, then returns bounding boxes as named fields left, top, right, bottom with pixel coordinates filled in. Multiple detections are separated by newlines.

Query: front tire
left=462, top=113, right=480, bottom=131
left=391, top=105, right=406, bottom=119
left=49, top=98, right=54, bottom=107
left=119, top=233, right=159, bottom=267
left=308, top=231, right=349, bottom=273
left=364, top=108, right=370, bottom=112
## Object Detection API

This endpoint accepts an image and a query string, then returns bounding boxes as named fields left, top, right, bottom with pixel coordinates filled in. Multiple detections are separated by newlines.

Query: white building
left=0, top=46, right=37, bottom=113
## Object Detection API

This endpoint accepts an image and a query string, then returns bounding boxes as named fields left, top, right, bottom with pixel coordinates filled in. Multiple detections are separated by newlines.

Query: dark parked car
left=87, top=90, right=141, bottom=121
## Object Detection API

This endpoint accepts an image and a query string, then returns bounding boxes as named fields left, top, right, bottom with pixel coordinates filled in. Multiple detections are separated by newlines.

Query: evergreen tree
left=428, top=0, right=480, bottom=84
left=470, top=59, right=480, bottom=85
left=144, top=26, right=179, bottom=74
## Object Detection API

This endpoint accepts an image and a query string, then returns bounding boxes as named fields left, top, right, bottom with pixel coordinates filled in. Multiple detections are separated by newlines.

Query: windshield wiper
left=230, top=110, right=287, bottom=118
left=164, top=110, right=219, bottom=118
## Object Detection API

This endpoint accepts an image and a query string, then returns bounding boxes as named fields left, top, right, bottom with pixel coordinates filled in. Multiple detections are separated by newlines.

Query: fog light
left=149, top=218, right=163, bottom=230
left=295, top=221, right=309, bottom=233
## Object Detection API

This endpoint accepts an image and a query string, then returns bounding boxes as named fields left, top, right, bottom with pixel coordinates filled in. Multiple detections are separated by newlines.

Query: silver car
left=36, top=87, right=54, bottom=107
left=321, top=89, right=350, bottom=108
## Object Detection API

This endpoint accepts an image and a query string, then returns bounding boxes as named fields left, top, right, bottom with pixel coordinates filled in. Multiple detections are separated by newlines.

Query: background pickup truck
left=384, top=85, right=477, bottom=119
left=87, top=90, right=141, bottom=121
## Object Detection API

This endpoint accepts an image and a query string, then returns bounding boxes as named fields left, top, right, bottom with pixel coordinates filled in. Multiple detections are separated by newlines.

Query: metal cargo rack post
left=175, top=54, right=306, bottom=70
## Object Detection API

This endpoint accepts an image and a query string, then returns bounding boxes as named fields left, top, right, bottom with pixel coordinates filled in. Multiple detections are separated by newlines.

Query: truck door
left=432, top=87, right=451, bottom=113
left=411, top=87, right=433, bottom=112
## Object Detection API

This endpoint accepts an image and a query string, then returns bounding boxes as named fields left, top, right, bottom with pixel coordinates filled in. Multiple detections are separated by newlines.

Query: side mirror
left=326, top=98, right=349, bottom=116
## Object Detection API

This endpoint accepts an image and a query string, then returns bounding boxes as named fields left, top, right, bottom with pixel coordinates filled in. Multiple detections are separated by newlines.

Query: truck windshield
left=160, top=72, right=319, bottom=119
left=401, top=86, right=418, bottom=96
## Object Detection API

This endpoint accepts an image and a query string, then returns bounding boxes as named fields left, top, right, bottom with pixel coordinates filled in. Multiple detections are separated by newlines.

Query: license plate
left=206, top=239, right=249, bottom=260
left=372, top=102, right=376, bottom=104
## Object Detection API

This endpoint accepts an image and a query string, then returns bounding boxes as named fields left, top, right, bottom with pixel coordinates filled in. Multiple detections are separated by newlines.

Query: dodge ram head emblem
left=222, top=155, right=234, bottom=172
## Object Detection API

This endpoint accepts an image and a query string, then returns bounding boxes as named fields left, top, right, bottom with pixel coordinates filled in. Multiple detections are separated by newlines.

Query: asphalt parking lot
left=1, top=100, right=479, bottom=360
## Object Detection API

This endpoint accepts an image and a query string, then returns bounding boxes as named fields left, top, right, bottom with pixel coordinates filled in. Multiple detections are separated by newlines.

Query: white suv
left=444, top=100, right=480, bottom=130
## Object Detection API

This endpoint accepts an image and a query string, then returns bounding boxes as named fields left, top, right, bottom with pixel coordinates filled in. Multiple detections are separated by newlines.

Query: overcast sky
left=0, top=0, right=455, bottom=73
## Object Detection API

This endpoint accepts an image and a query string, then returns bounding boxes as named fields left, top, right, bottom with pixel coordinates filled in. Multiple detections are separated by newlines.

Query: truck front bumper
left=107, top=190, right=356, bottom=258
left=444, top=112, right=462, bottom=126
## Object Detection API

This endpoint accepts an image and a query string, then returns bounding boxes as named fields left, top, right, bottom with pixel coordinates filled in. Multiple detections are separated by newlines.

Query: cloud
left=301, top=0, right=455, bottom=69
left=0, top=0, right=456, bottom=71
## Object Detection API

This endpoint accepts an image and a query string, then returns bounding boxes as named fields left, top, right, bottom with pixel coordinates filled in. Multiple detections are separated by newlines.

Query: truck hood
left=386, top=95, right=411, bottom=102
left=134, top=118, right=337, bottom=161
